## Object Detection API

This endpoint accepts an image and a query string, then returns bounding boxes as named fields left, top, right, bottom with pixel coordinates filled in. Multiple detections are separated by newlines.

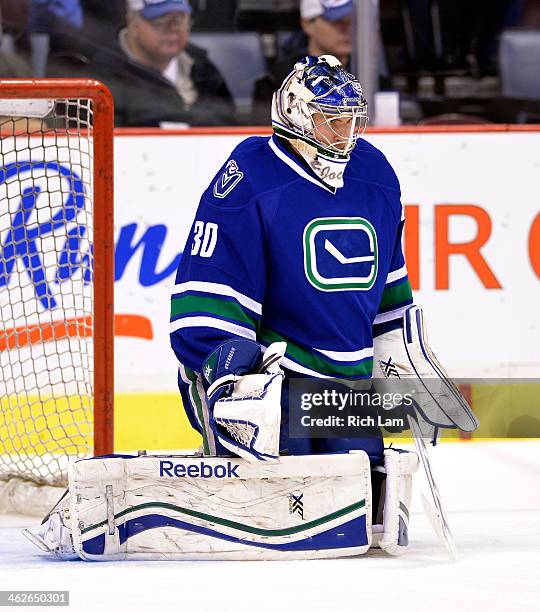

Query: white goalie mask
left=271, top=55, right=369, bottom=159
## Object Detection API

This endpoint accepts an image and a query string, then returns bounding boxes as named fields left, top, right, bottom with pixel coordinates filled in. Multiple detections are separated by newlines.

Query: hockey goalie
left=26, top=55, right=477, bottom=561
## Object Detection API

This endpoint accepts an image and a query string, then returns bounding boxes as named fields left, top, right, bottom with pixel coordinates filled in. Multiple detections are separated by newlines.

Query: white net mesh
left=0, top=98, right=95, bottom=488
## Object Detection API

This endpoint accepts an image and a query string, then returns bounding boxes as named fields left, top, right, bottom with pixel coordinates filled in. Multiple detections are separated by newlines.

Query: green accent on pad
left=82, top=499, right=366, bottom=538
left=203, top=352, right=219, bottom=385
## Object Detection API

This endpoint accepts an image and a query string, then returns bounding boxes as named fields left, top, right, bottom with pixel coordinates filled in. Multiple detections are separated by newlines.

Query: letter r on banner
left=435, top=204, right=502, bottom=289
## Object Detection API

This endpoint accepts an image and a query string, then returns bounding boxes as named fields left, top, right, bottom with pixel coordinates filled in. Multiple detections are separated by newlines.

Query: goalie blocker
left=24, top=449, right=418, bottom=561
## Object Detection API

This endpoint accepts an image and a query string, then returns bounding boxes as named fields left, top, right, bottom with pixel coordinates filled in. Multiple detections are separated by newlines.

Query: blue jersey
left=170, top=134, right=412, bottom=382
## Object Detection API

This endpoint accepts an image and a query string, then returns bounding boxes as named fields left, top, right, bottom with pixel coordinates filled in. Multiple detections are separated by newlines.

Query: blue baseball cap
left=128, top=0, right=192, bottom=20
left=301, top=0, right=353, bottom=22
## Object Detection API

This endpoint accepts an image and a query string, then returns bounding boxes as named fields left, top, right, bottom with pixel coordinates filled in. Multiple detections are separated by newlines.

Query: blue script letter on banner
left=0, top=161, right=86, bottom=310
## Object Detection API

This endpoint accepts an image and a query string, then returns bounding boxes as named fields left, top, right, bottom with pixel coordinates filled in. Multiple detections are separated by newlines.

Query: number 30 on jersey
left=191, top=221, right=218, bottom=257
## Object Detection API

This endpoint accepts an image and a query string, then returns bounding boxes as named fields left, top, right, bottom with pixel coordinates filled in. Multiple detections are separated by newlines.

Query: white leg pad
left=30, top=452, right=374, bottom=561
left=374, top=448, right=419, bottom=556
left=22, top=492, right=78, bottom=560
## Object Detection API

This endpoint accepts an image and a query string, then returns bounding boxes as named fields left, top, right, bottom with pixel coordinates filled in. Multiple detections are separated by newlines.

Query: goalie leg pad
left=54, top=452, right=373, bottom=561
left=373, top=305, right=479, bottom=437
left=372, top=448, right=419, bottom=556
left=22, top=491, right=78, bottom=560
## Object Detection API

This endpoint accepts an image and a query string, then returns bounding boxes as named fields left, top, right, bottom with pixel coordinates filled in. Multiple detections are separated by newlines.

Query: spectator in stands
left=300, top=0, right=353, bottom=65
left=0, top=1, right=33, bottom=77
left=3, top=1, right=125, bottom=74
left=437, top=0, right=515, bottom=73
left=71, top=0, right=234, bottom=127
left=0, top=14, right=38, bottom=135
left=28, top=0, right=84, bottom=31
left=253, top=0, right=353, bottom=121
left=25, top=0, right=81, bottom=75
left=81, top=0, right=126, bottom=48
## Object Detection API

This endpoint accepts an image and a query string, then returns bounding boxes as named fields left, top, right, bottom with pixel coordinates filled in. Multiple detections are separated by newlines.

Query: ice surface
left=1, top=441, right=539, bottom=612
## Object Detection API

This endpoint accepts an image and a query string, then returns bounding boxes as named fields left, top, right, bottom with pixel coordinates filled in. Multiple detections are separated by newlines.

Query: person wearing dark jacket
left=252, top=0, right=353, bottom=124
left=74, top=0, right=234, bottom=127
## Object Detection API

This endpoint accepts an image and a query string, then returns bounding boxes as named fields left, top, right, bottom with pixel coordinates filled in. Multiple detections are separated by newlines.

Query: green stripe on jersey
left=171, top=295, right=257, bottom=330
left=259, top=327, right=372, bottom=378
left=378, top=279, right=413, bottom=313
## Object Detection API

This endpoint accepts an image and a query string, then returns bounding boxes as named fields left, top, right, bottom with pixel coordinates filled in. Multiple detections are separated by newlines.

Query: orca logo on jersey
left=213, top=159, right=244, bottom=199
left=303, top=217, right=378, bottom=291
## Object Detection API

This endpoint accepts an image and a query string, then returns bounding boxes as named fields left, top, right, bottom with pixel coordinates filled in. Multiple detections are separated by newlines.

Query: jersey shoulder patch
left=204, top=136, right=292, bottom=208
left=213, top=159, right=244, bottom=199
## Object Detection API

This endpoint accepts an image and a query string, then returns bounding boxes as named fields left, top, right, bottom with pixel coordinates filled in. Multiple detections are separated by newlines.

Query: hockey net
left=0, top=80, right=114, bottom=515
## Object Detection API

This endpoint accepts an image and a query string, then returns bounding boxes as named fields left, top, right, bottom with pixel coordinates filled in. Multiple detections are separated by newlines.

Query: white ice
left=1, top=441, right=539, bottom=612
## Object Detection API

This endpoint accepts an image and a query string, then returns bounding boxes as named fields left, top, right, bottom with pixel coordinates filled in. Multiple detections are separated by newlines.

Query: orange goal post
left=0, top=79, right=114, bottom=515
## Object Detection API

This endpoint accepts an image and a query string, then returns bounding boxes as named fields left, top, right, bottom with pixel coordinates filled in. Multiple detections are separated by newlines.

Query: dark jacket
left=64, top=40, right=235, bottom=127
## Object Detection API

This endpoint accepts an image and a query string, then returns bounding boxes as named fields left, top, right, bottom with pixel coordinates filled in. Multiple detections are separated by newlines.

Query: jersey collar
left=268, top=135, right=335, bottom=194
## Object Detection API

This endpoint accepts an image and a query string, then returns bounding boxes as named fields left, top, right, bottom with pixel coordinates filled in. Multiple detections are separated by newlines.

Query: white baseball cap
left=127, top=0, right=192, bottom=20
left=300, top=0, right=353, bottom=21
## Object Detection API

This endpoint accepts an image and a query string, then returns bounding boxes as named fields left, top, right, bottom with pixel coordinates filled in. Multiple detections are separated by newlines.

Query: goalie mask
left=272, top=55, right=368, bottom=185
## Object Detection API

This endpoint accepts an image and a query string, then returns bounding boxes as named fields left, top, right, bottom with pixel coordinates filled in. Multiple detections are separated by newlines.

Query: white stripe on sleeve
left=170, top=316, right=256, bottom=340
left=314, top=346, right=373, bottom=363
left=386, top=265, right=408, bottom=285
left=173, top=281, right=262, bottom=315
